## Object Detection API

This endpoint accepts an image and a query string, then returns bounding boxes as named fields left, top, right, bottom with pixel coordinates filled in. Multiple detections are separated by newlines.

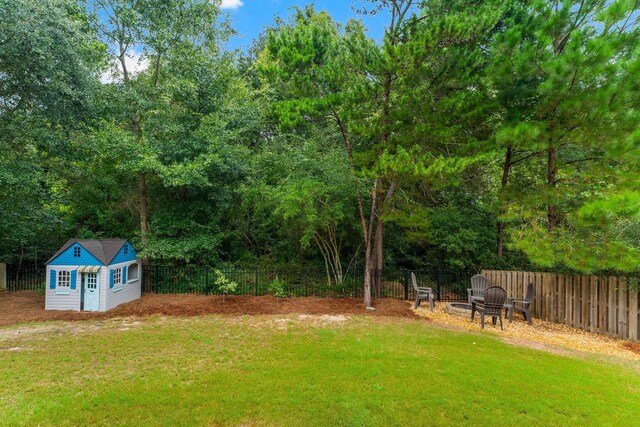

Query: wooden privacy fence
left=481, top=270, right=639, bottom=341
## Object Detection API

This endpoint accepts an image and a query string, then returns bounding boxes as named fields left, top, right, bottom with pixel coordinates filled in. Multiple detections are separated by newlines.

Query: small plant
left=268, top=277, right=287, bottom=298
left=214, top=270, right=238, bottom=302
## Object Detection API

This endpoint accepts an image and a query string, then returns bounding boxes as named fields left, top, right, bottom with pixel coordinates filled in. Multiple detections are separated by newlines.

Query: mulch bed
left=0, top=291, right=417, bottom=327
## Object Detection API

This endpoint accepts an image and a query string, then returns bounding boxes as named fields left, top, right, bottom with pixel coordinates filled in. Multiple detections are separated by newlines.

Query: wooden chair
left=509, top=283, right=534, bottom=325
left=411, top=272, right=435, bottom=311
left=467, top=274, right=490, bottom=304
left=471, top=286, right=507, bottom=330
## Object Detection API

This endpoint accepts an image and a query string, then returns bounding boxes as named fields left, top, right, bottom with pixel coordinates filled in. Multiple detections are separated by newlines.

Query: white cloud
left=100, top=50, right=150, bottom=84
left=220, top=0, right=243, bottom=10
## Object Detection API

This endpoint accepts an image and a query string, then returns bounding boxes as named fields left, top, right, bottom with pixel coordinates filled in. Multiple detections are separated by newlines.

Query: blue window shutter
left=122, top=266, right=127, bottom=283
left=70, top=270, right=77, bottom=290
left=50, top=270, right=56, bottom=289
left=109, top=269, right=114, bottom=289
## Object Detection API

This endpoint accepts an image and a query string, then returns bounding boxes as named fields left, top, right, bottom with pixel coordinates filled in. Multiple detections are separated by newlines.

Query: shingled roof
left=46, top=238, right=129, bottom=265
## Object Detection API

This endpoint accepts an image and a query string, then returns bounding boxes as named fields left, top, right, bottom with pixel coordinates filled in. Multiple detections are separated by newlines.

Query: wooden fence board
left=566, top=275, right=573, bottom=327
left=579, top=276, right=585, bottom=329
left=589, top=276, right=597, bottom=333
left=618, top=277, right=628, bottom=339
left=551, top=274, right=557, bottom=322
left=598, top=277, right=607, bottom=334
left=575, top=276, right=582, bottom=328
left=540, top=273, right=549, bottom=320
left=558, top=275, right=565, bottom=323
left=535, top=273, right=542, bottom=318
left=608, top=276, right=617, bottom=336
left=629, top=278, right=638, bottom=341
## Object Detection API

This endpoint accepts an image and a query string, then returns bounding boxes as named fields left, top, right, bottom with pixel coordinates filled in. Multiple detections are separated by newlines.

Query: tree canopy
left=1, top=0, right=639, bottom=287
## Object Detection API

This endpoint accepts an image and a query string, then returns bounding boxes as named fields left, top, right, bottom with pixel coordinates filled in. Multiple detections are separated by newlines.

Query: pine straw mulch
left=413, top=301, right=640, bottom=361
left=0, top=291, right=416, bottom=327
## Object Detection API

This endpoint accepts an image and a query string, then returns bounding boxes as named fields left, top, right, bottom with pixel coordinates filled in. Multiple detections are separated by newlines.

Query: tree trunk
left=547, top=146, right=557, bottom=231
left=139, top=171, right=151, bottom=291
left=363, top=251, right=374, bottom=308
left=497, top=144, right=513, bottom=257
left=374, top=218, right=383, bottom=297
left=363, top=180, right=379, bottom=308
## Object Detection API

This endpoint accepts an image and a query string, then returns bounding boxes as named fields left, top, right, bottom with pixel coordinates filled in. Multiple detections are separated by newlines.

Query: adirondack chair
left=411, top=272, right=435, bottom=311
left=509, top=283, right=534, bottom=325
left=471, top=286, right=508, bottom=330
left=467, top=274, right=490, bottom=304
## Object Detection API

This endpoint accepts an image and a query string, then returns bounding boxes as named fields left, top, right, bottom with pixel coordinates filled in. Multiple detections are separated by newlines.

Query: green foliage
left=1, top=0, right=639, bottom=277
left=0, top=0, right=104, bottom=263
left=268, top=277, right=287, bottom=298
left=214, top=270, right=238, bottom=300
left=489, top=0, right=640, bottom=272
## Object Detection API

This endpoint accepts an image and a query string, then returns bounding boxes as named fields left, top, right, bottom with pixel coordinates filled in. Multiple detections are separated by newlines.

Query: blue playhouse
left=45, top=238, right=141, bottom=312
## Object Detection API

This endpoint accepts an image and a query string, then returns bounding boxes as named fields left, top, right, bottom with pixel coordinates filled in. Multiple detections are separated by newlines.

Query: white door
left=83, top=273, right=100, bottom=311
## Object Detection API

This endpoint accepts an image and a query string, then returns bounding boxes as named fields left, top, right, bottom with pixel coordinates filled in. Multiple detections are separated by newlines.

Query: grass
left=1, top=315, right=639, bottom=426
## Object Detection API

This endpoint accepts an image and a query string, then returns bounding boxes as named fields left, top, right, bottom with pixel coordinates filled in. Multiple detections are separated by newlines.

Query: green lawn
left=1, top=315, right=638, bottom=426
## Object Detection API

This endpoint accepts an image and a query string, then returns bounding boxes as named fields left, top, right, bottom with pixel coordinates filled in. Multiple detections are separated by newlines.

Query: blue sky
left=221, top=0, right=390, bottom=50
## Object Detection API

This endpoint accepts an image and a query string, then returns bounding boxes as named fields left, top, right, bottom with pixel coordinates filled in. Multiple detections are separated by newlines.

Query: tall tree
left=0, top=0, right=103, bottom=264
left=89, top=0, right=259, bottom=268
left=492, top=0, right=640, bottom=272
left=257, top=6, right=379, bottom=303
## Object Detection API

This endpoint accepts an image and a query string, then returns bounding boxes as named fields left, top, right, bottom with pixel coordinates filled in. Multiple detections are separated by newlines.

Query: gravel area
left=413, top=301, right=640, bottom=361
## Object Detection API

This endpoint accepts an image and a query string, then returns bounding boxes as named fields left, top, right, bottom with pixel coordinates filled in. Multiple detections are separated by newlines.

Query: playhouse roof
left=46, top=238, right=130, bottom=265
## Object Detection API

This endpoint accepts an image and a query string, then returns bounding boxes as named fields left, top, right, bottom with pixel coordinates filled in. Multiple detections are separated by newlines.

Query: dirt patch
left=501, top=337, right=579, bottom=358
left=0, top=291, right=416, bottom=327
left=622, top=341, right=640, bottom=356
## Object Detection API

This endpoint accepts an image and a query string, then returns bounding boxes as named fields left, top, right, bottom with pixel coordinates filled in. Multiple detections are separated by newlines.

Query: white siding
left=104, top=260, right=141, bottom=311
left=100, top=266, right=108, bottom=312
left=45, top=266, right=81, bottom=311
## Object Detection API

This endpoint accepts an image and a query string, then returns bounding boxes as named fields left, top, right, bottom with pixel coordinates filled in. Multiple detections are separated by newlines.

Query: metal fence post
left=204, top=265, right=209, bottom=295
left=0, top=263, right=6, bottom=292
left=436, top=270, right=442, bottom=301
left=255, top=269, right=259, bottom=296
left=154, top=264, right=160, bottom=293
left=403, top=270, right=409, bottom=300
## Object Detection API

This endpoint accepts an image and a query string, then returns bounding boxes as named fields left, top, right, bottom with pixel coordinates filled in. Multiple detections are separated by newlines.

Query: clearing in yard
left=1, top=304, right=639, bottom=426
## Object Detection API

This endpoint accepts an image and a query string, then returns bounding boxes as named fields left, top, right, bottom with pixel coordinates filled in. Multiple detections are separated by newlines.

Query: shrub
left=268, top=277, right=287, bottom=298
left=214, top=270, right=238, bottom=302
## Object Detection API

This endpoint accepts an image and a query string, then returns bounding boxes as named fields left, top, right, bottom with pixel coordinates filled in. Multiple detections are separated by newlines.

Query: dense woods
left=1, top=0, right=639, bottom=301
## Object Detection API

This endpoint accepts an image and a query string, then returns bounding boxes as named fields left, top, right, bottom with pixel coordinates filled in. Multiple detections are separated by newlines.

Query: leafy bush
left=268, top=277, right=287, bottom=298
left=214, top=270, right=238, bottom=302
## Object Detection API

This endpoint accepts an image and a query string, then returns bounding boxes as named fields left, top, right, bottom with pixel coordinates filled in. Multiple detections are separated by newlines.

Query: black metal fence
left=145, top=265, right=474, bottom=302
left=5, top=264, right=46, bottom=291
left=4, top=263, right=475, bottom=302
left=145, top=266, right=365, bottom=298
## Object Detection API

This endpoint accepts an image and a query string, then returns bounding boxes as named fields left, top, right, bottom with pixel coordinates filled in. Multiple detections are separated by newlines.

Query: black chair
left=509, top=283, right=534, bottom=325
left=471, top=286, right=507, bottom=330
left=411, top=272, right=435, bottom=311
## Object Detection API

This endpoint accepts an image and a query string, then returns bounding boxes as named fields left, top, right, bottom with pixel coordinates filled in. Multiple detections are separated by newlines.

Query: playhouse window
left=58, top=271, right=70, bottom=288
left=73, top=246, right=81, bottom=257
left=113, top=268, right=122, bottom=286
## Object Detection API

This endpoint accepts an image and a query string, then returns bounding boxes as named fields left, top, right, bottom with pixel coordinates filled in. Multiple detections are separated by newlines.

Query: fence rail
left=482, top=270, right=640, bottom=341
